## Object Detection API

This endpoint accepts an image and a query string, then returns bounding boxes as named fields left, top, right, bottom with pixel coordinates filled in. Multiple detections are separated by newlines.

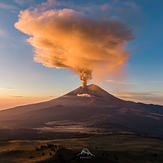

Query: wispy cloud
left=0, top=87, right=15, bottom=91
left=105, top=80, right=135, bottom=85
left=106, top=79, right=163, bottom=87
left=0, top=2, right=17, bottom=10
left=0, top=95, right=56, bottom=110
left=13, top=0, right=34, bottom=5
left=41, top=0, right=63, bottom=7
left=148, top=81, right=163, bottom=84
left=116, top=91, right=163, bottom=105
left=40, top=0, right=140, bottom=16
left=0, top=28, right=8, bottom=38
left=0, top=29, right=5, bottom=37
left=14, top=0, right=25, bottom=5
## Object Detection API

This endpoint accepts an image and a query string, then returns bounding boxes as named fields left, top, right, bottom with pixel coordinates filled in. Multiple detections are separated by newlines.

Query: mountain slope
left=0, top=84, right=163, bottom=137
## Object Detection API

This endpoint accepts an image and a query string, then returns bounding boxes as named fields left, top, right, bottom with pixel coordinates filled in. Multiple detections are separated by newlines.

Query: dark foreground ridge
left=1, top=134, right=163, bottom=163
left=0, top=84, right=163, bottom=138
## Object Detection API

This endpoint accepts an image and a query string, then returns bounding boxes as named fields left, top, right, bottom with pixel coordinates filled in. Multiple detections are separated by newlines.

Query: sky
left=0, top=0, right=163, bottom=109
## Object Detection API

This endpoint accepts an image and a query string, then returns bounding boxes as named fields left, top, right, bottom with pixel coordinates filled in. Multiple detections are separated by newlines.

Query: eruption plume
left=15, top=8, right=134, bottom=87
left=80, top=69, right=92, bottom=88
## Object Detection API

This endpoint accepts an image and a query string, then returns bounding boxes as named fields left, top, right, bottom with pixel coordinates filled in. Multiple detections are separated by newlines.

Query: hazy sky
left=0, top=0, right=163, bottom=109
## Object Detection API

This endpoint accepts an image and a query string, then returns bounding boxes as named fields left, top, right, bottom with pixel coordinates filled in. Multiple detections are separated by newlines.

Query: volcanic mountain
left=0, top=84, right=163, bottom=137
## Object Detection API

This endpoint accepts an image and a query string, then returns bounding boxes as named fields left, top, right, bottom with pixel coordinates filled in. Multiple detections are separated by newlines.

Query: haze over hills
left=0, top=84, right=163, bottom=138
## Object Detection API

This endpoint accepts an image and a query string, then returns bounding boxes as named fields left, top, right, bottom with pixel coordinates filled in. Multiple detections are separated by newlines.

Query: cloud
left=100, top=4, right=111, bottom=11
left=0, top=95, right=55, bottom=110
left=14, top=0, right=35, bottom=6
left=39, top=0, right=141, bottom=26
left=116, top=91, right=163, bottom=105
left=14, top=0, right=25, bottom=5
left=0, top=29, right=5, bottom=37
left=40, top=0, right=140, bottom=14
left=0, top=28, right=9, bottom=38
left=0, top=2, right=17, bottom=10
left=105, top=79, right=135, bottom=85
left=41, top=0, right=65, bottom=8
left=15, top=7, right=134, bottom=83
left=125, top=1, right=140, bottom=11
left=0, top=87, right=15, bottom=91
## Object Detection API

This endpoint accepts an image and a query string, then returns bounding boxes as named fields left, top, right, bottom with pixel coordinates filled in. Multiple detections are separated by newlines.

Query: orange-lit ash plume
left=15, top=9, right=134, bottom=87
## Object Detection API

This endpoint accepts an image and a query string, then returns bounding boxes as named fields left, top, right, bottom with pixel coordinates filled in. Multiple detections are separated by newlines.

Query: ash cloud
left=15, top=7, right=134, bottom=84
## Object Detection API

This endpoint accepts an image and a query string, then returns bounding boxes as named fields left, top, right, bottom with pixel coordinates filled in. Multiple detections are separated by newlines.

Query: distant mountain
left=0, top=84, right=163, bottom=137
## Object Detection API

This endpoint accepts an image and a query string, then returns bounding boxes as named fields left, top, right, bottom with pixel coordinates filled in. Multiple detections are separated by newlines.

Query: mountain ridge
left=1, top=84, right=162, bottom=112
left=0, top=84, right=163, bottom=137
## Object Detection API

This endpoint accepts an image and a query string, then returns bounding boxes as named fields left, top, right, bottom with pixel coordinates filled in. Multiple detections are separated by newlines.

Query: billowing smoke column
left=15, top=9, right=134, bottom=87
left=80, top=69, right=92, bottom=88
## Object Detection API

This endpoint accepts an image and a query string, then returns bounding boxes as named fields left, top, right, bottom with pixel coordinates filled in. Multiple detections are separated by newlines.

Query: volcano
left=0, top=84, right=163, bottom=138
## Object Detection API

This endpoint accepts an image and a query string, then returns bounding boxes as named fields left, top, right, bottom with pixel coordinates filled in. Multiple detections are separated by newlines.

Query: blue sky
left=0, top=0, right=163, bottom=109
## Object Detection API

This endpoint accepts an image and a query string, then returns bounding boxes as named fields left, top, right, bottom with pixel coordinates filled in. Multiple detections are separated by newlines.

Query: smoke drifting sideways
left=15, top=8, right=134, bottom=87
